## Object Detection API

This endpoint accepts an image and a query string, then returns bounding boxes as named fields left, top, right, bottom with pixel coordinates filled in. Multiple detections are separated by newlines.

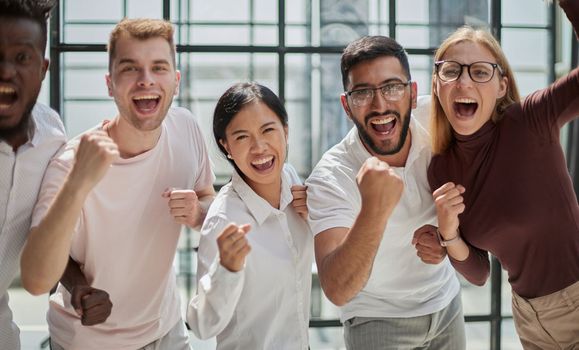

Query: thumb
left=161, top=187, right=174, bottom=198
left=239, top=224, right=251, bottom=234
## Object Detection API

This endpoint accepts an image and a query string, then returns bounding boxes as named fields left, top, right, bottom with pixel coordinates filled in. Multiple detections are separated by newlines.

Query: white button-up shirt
left=0, top=104, right=66, bottom=348
left=188, top=164, right=313, bottom=350
left=306, top=105, right=459, bottom=322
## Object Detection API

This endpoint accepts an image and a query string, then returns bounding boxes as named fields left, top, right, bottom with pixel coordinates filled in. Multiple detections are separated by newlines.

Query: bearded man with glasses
left=305, top=35, right=466, bottom=349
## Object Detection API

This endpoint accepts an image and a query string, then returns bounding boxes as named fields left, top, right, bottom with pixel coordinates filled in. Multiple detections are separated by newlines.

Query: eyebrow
left=350, top=78, right=405, bottom=91
left=230, top=121, right=278, bottom=135
left=117, top=58, right=171, bottom=66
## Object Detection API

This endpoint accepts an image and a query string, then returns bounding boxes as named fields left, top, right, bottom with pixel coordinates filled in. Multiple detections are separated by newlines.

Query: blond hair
left=108, top=18, right=176, bottom=72
left=430, top=26, right=521, bottom=154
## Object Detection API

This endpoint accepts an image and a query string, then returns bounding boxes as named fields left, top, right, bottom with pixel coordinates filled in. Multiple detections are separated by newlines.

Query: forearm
left=60, top=256, right=90, bottom=293
left=21, top=175, right=90, bottom=295
left=318, top=209, right=387, bottom=306
left=449, top=244, right=490, bottom=286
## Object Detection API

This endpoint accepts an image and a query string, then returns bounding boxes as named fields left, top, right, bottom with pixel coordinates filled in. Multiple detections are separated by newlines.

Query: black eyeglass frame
left=434, top=60, right=504, bottom=83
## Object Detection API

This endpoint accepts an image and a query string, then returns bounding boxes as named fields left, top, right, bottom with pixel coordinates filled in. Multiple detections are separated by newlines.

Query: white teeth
left=251, top=156, right=273, bottom=165
left=370, top=116, right=395, bottom=125
left=0, top=87, right=16, bottom=94
left=454, top=98, right=477, bottom=104
left=0, top=104, right=12, bottom=109
left=133, top=95, right=159, bottom=100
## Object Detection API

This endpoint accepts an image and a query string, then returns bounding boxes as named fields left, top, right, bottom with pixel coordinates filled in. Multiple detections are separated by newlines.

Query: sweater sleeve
left=521, top=1, right=579, bottom=137
left=449, top=243, right=490, bottom=286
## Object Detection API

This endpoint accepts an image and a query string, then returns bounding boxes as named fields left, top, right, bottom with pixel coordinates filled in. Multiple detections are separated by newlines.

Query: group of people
left=0, top=0, right=577, bottom=349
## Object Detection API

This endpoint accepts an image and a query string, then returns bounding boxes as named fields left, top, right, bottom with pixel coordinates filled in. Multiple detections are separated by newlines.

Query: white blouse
left=187, top=164, right=314, bottom=350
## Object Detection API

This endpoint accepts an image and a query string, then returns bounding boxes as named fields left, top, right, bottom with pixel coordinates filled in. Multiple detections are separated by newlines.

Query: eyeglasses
left=434, top=60, right=503, bottom=83
left=345, top=81, right=412, bottom=107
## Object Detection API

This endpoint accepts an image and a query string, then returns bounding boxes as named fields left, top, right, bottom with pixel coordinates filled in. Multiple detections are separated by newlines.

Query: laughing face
left=0, top=17, right=48, bottom=143
left=220, top=101, right=288, bottom=192
left=435, top=41, right=508, bottom=136
left=106, top=34, right=180, bottom=131
left=341, top=56, right=416, bottom=157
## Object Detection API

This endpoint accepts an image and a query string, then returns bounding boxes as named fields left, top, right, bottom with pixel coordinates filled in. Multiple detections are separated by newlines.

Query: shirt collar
left=231, top=165, right=294, bottom=225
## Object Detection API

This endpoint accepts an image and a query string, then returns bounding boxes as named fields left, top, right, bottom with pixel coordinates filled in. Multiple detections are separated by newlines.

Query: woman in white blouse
left=187, top=82, right=314, bottom=349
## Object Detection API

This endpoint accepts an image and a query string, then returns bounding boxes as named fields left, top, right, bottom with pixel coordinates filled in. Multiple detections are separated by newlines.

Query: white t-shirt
left=31, top=107, right=214, bottom=350
left=187, top=164, right=313, bottom=350
left=0, top=104, right=66, bottom=348
left=306, top=111, right=460, bottom=322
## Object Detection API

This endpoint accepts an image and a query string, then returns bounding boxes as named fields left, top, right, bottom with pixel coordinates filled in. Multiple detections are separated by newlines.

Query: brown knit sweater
left=428, top=0, right=579, bottom=299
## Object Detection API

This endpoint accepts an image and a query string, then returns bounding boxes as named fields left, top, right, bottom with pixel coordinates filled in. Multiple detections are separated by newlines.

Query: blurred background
left=10, top=0, right=578, bottom=349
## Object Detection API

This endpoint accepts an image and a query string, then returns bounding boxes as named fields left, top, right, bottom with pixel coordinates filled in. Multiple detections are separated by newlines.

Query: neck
left=373, top=130, right=412, bottom=167
left=105, top=116, right=162, bottom=158
left=0, top=115, right=31, bottom=152
left=247, top=176, right=282, bottom=209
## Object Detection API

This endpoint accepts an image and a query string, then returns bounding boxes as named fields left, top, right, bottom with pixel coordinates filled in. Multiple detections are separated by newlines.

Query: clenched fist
left=412, top=224, right=447, bottom=264
left=433, top=182, right=465, bottom=239
left=69, top=131, right=119, bottom=191
left=217, top=223, right=251, bottom=272
left=71, top=285, right=113, bottom=326
left=356, top=157, right=403, bottom=218
left=162, top=188, right=201, bottom=228
left=290, top=185, right=308, bottom=220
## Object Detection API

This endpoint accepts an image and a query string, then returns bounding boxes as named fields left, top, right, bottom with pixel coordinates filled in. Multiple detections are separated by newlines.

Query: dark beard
left=0, top=102, right=35, bottom=144
left=352, top=108, right=411, bottom=156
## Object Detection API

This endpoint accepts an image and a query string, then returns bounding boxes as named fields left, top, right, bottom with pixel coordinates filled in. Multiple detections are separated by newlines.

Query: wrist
left=436, top=228, right=461, bottom=247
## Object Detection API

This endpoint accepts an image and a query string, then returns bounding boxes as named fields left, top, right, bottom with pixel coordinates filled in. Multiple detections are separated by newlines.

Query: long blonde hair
left=430, top=26, right=521, bottom=154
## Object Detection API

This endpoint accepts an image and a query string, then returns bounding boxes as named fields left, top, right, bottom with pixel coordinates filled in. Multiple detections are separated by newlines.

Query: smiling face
left=341, top=56, right=416, bottom=157
left=220, top=101, right=288, bottom=192
left=106, top=34, right=180, bottom=131
left=435, top=41, right=508, bottom=136
left=0, top=17, right=48, bottom=142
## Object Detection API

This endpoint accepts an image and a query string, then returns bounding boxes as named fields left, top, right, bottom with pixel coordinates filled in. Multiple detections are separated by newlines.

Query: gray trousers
left=344, top=293, right=466, bottom=350
left=50, top=319, right=191, bottom=350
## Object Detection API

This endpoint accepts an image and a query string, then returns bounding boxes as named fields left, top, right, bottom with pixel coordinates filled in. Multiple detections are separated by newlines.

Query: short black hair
left=0, top=0, right=56, bottom=54
left=341, top=35, right=411, bottom=90
left=213, top=82, right=288, bottom=174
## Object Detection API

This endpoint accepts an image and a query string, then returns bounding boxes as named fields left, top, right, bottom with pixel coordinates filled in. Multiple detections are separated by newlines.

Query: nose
left=456, top=66, right=474, bottom=86
left=0, top=60, right=16, bottom=80
left=137, top=69, right=155, bottom=88
left=370, top=89, right=390, bottom=110
left=250, top=136, right=267, bottom=153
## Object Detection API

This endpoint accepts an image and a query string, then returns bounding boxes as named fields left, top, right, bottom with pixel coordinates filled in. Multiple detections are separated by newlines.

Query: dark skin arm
left=60, top=257, right=113, bottom=326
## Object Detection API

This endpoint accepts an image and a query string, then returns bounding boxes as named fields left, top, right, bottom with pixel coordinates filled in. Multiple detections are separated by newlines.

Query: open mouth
left=132, top=95, right=160, bottom=114
left=251, top=155, right=275, bottom=172
left=370, top=116, right=397, bottom=135
left=453, top=98, right=478, bottom=118
left=0, top=86, right=18, bottom=110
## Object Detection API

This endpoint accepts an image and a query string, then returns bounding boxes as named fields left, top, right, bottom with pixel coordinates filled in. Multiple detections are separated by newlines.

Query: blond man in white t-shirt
left=306, top=36, right=465, bottom=349
left=19, top=19, right=215, bottom=350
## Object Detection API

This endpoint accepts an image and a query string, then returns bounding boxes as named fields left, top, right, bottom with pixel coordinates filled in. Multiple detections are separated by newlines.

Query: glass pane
left=397, top=0, right=429, bottom=24
left=409, top=55, right=434, bottom=96
left=64, top=101, right=117, bottom=138
left=64, top=24, right=115, bottom=44
left=502, top=29, right=549, bottom=96
left=127, top=0, right=163, bottom=19
left=396, top=25, right=430, bottom=49
left=64, top=0, right=123, bottom=21
left=502, top=319, right=524, bottom=350
left=460, top=274, right=491, bottom=315
left=465, top=322, right=491, bottom=350
left=502, top=0, right=548, bottom=26
left=63, top=53, right=108, bottom=99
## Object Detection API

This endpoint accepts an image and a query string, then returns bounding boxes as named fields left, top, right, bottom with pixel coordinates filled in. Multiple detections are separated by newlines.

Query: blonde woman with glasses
left=427, top=1, right=579, bottom=348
